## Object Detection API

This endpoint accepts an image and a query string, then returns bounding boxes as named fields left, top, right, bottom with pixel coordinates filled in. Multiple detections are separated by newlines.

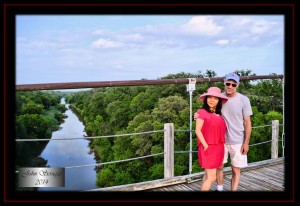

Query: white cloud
left=138, top=24, right=160, bottom=33
left=230, top=17, right=278, bottom=36
left=116, top=33, right=144, bottom=42
left=20, top=40, right=61, bottom=49
left=231, top=18, right=252, bottom=27
left=180, top=16, right=223, bottom=36
left=215, top=39, right=230, bottom=46
left=91, top=38, right=123, bottom=48
left=91, top=29, right=111, bottom=36
left=250, top=20, right=276, bottom=35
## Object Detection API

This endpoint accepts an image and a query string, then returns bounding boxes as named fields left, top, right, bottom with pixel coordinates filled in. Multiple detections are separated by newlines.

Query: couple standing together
left=195, top=73, right=253, bottom=191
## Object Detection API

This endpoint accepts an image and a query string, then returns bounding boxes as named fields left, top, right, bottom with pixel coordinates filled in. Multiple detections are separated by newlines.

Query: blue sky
left=16, top=15, right=284, bottom=85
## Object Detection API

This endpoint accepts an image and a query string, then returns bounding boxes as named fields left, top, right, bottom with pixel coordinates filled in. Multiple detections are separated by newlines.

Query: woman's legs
left=201, top=168, right=216, bottom=191
left=201, top=171, right=207, bottom=189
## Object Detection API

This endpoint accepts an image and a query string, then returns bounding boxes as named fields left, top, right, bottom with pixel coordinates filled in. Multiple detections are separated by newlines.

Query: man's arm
left=241, top=116, right=252, bottom=154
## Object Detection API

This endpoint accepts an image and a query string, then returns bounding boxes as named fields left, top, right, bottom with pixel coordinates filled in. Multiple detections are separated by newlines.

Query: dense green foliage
left=15, top=91, right=67, bottom=168
left=65, top=69, right=284, bottom=187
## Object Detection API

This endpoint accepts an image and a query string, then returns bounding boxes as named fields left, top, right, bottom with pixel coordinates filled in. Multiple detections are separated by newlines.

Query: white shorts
left=223, top=144, right=248, bottom=168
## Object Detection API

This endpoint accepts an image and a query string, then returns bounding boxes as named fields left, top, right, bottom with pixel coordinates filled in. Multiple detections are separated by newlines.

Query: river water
left=38, top=98, right=98, bottom=191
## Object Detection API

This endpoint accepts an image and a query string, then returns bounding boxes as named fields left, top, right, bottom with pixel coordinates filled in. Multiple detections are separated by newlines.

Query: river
left=38, top=98, right=98, bottom=191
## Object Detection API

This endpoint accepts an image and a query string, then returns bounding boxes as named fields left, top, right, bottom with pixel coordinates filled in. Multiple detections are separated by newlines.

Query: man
left=194, top=72, right=253, bottom=191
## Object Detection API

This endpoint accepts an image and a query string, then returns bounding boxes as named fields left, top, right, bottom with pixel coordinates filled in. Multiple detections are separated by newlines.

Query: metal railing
left=16, top=75, right=283, bottom=91
left=16, top=120, right=283, bottom=177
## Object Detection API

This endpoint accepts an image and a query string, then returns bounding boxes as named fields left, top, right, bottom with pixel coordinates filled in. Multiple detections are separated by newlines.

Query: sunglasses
left=225, top=83, right=237, bottom=87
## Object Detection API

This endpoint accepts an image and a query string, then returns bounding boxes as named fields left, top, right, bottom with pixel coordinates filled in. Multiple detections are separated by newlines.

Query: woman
left=195, top=87, right=228, bottom=191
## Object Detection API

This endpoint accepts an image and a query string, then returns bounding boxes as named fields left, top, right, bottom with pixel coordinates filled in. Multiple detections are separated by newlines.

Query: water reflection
left=38, top=98, right=98, bottom=191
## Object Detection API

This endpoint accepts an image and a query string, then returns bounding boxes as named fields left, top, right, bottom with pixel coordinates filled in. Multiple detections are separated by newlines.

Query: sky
left=16, top=15, right=284, bottom=85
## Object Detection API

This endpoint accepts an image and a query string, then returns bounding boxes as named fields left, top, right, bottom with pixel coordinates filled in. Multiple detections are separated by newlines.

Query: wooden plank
left=186, top=182, right=201, bottom=191
left=240, top=166, right=284, bottom=191
left=239, top=174, right=273, bottom=191
left=179, top=184, right=195, bottom=191
left=248, top=165, right=284, bottom=181
left=244, top=170, right=284, bottom=189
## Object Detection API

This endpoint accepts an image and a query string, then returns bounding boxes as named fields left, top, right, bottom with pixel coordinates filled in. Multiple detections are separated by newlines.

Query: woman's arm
left=195, top=118, right=208, bottom=150
left=194, top=112, right=199, bottom=121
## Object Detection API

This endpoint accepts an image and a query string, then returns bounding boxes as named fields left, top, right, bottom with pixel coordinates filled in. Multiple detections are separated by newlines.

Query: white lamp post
left=186, top=78, right=196, bottom=174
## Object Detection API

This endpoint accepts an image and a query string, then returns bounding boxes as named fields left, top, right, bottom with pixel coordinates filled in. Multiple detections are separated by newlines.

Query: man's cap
left=225, top=73, right=240, bottom=83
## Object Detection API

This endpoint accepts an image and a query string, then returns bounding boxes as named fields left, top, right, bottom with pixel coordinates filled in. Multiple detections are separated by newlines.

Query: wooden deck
left=87, top=157, right=284, bottom=192
left=149, top=158, right=284, bottom=191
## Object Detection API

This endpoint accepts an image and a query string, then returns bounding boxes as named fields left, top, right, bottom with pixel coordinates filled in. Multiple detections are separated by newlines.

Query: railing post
left=164, top=123, right=174, bottom=178
left=271, top=120, right=279, bottom=159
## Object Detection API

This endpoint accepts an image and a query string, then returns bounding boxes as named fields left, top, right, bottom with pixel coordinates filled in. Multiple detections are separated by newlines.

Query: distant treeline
left=64, top=69, right=283, bottom=187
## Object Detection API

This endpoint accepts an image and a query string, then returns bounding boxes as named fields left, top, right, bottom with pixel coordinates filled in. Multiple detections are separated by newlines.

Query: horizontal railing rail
left=16, top=75, right=284, bottom=91
left=15, top=130, right=165, bottom=142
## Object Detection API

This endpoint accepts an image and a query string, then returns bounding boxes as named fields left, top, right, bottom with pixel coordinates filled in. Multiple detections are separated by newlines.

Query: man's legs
left=216, top=164, right=241, bottom=191
left=231, top=165, right=241, bottom=191
left=228, top=144, right=247, bottom=191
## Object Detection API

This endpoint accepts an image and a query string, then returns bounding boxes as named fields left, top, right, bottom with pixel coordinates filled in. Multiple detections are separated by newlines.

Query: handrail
left=15, top=75, right=284, bottom=91
left=15, top=130, right=164, bottom=142
left=14, top=124, right=281, bottom=142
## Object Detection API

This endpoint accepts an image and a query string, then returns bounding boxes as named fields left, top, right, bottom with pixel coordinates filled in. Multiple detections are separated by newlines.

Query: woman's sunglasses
left=225, top=83, right=237, bottom=87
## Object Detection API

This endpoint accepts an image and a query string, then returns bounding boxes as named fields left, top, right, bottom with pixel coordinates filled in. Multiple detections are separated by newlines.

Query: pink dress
left=197, top=109, right=226, bottom=169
